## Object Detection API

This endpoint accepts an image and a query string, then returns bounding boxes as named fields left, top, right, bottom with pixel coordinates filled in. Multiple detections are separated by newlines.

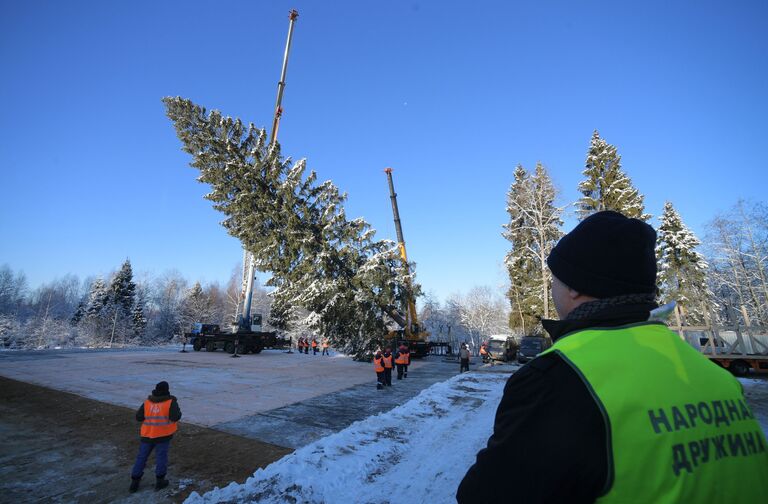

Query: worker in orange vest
left=311, top=337, right=319, bottom=355
left=480, top=343, right=489, bottom=363
left=382, top=347, right=394, bottom=387
left=130, top=381, right=182, bottom=493
left=321, top=338, right=330, bottom=356
left=374, top=350, right=385, bottom=390
left=395, top=344, right=410, bottom=380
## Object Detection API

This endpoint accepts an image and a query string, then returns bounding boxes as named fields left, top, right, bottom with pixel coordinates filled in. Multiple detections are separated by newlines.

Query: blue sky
left=1, top=0, right=766, bottom=301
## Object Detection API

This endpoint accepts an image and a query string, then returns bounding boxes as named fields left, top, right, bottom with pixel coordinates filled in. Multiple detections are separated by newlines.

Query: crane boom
left=384, top=167, right=421, bottom=336
left=240, top=9, right=299, bottom=330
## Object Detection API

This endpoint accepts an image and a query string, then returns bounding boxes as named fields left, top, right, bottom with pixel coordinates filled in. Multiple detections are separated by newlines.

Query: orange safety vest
left=480, top=346, right=488, bottom=355
left=395, top=351, right=409, bottom=365
left=374, top=357, right=384, bottom=373
left=382, top=355, right=393, bottom=368
left=140, top=399, right=177, bottom=439
left=311, top=339, right=318, bottom=348
left=322, top=341, right=329, bottom=348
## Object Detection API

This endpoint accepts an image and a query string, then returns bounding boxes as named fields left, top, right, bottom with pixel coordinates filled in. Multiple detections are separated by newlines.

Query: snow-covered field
left=185, top=371, right=509, bottom=504
left=740, top=377, right=768, bottom=434
left=186, top=372, right=768, bottom=504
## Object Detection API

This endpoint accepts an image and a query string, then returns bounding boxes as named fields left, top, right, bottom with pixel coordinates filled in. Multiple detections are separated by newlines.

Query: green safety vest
left=541, top=322, right=768, bottom=503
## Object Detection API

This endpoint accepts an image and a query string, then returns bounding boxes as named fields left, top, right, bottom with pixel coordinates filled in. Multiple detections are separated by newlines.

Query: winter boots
left=155, top=476, right=169, bottom=491
left=129, top=478, right=140, bottom=493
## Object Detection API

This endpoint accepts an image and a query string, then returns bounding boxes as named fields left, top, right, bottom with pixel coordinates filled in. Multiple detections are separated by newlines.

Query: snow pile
left=184, top=372, right=509, bottom=504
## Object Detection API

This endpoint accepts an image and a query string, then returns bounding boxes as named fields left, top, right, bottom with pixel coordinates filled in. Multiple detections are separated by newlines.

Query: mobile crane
left=384, top=168, right=448, bottom=358
left=185, top=10, right=299, bottom=356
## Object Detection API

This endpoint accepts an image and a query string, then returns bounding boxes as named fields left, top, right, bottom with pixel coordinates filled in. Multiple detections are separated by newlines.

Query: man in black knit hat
left=457, top=211, right=768, bottom=503
left=129, top=380, right=182, bottom=493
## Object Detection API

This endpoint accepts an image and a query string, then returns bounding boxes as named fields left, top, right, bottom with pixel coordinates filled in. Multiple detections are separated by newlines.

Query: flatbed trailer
left=669, top=306, right=768, bottom=376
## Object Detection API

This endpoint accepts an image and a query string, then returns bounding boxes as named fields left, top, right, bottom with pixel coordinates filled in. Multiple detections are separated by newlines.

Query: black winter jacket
left=135, top=393, right=182, bottom=444
left=456, top=301, right=657, bottom=504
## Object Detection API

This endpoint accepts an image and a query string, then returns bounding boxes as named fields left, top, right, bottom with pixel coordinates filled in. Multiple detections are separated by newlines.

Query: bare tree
left=449, top=286, right=509, bottom=354
left=706, top=201, right=768, bottom=324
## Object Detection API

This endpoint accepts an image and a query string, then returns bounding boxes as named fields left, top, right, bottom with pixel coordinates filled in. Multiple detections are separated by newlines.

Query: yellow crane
left=384, top=168, right=431, bottom=357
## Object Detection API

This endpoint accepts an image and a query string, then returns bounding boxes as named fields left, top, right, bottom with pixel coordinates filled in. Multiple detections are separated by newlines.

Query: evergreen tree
left=503, top=164, right=563, bottom=332
left=267, top=288, right=293, bottom=332
left=656, top=202, right=709, bottom=323
left=577, top=131, right=650, bottom=221
left=70, top=299, right=86, bottom=326
left=110, top=259, right=137, bottom=313
left=503, top=166, right=539, bottom=333
left=181, top=282, right=215, bottom=326
left=132, top=288, right=147, bottom=338
left=164, top=97, right=413, bottom=358
left=85, top=278, right=109, bottom=320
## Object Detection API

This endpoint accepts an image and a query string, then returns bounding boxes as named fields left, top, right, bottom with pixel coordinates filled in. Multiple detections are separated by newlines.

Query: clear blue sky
left=1, top=0, right=766, bottom=301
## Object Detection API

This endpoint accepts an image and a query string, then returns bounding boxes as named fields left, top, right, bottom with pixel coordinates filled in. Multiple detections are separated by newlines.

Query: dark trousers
left=322, top=348, right=329, bottom=355
left=304, top=346, right=309, bottom=354
left=397, top=364, right=408, bottom=379
left=460, top=358, right=470, bottom=373
left=131, top=440, right=170, bottom=479
left=384, top=367, right=392, bottom=386
left=313, top=347, right=318, bottom=354
left=377, top=371, right=385, bottom=389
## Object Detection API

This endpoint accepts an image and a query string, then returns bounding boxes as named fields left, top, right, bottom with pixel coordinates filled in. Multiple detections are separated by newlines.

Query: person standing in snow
left=322, top=338, right=330, bottom=355
left=311, top=337, right=319, bottom=355
left=130, top=381, right=182, bottom=493
left=457, top=211, right=768, bottom=503
left=381, top=347, right=394, bottom=386
left=459, top=343, right=470, bottom=373
left=374, top=350, right=385, bottom=390
left=395, top=344, right=410, bottom=380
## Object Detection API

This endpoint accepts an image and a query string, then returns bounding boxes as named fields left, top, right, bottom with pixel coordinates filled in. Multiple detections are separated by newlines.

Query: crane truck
left=184, top=10, right=300, bottom=356
left=383, top=168, right=450, bottom=358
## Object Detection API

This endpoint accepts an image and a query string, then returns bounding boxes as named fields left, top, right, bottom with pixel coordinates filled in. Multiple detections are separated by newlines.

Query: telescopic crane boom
left=384, top=168, right=423, bottom=338
left=239, top=9, right=299, bottom=330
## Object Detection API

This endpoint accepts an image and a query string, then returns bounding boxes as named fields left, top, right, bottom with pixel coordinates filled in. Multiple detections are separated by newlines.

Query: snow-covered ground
left=185, top=371, right=509, bottom=504
left=739, top=377, right=768, bottom=434
left=186, top=372, right=768, bottom=504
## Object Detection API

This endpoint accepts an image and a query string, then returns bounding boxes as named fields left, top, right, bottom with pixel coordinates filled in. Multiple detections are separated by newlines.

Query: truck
left=383, top=168, right=450, bottom=358
left=517, top=336, right=552, bottom=364
left=667, top=304, right=768, bottom=376
left=486, top=334, right=519, bottom=362
left=184, top=316, right=287, bottom=355
left=184, top=10, right=300, bottom=358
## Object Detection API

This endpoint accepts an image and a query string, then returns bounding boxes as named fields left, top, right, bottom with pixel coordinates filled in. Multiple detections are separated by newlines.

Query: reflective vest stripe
left=382, top=355, right=393, bottom=368
left=542, top=323, right=768, bottom=503
left=395, top=352, right=408, bottom=365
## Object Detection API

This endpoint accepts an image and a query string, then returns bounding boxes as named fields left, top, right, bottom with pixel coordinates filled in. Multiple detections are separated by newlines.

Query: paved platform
left=0, top=347, right=377, bottom=426
left=215, top=357, right=472, bottom=448
left=0, top=347, right=504, bottom=449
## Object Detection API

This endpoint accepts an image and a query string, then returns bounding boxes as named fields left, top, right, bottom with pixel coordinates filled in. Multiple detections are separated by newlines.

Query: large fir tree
left=110, top=260, right=137, bottom=313
left=577, top=131, right=650, bottom=221
left=656, top=202, right=709, bottom=323
left=164, top=97, right=413, bottom=358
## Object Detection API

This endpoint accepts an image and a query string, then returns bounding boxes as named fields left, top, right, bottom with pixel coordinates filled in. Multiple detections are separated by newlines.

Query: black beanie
left=546, top=211, right=657, bottom=298
left=153, top=381, right=170, bottom=396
